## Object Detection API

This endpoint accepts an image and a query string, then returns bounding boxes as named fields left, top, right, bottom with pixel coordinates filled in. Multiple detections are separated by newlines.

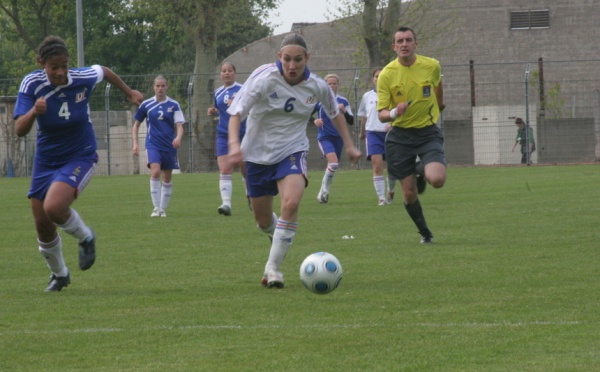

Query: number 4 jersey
left=14, top=65, right=104, bottom=164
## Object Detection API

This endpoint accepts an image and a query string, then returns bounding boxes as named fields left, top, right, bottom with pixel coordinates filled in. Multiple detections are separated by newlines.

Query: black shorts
left=385, top=125, right=446, bottom=180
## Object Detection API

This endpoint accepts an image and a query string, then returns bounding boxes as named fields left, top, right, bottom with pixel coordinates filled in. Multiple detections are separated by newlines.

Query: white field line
left=0, top=320, right=584, bottom=336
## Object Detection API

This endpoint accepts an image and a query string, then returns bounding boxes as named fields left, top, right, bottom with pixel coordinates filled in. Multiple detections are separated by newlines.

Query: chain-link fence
left=2, top=59, right=599, bottom=178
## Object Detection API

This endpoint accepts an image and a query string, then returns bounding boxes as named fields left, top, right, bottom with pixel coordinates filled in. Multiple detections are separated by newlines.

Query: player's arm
left=101, top=66, right=143, bottom=106
left=227, top=114, right=243, bottom=166
left=132, top=120, right=142, bottom=156
left=15, top=96, right=46, bottom=137
left=435, top=80, right=444, bottom=112
left=172, top=122, right=184, bottom=149
left=359, top=116, right=367, bottom=140
left=342, top=104, right=354, bottom=125
left=332, top=113, right=361, bottom=164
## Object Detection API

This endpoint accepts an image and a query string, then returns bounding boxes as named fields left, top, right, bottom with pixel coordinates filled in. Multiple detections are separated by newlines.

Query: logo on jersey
left=168, top=106, right=174, bottom=112
left=305, top=95, right=317, bottom=104
left=75, top=90, right=87, bottom=103
left=269, top=91, right=279, bottom=99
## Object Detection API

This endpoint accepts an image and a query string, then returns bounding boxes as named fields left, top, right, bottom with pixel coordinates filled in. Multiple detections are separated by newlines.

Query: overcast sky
left=269, top=0, right=344, bottom=35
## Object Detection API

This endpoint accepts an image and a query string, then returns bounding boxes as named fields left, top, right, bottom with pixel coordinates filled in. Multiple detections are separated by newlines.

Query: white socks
left=373, top=175, right=386, bottom=201
left=39, top=235, right=68, bottom=277
left=219, top=174, right=232, bottom=207
left=321, top=162, right=338, bottom=193
left=58, top=208, right=91, bottom=242
left=265, top=218, right=297, bottom=272
left=151, top=178, right=173, bottom=211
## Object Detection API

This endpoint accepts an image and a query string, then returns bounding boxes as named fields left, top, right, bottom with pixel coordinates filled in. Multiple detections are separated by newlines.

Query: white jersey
left=358, top=89, right=387, bottom=132
left=227, top=61, right=340, bottom=164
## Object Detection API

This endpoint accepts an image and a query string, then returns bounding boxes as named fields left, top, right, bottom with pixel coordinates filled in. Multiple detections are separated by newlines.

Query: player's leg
left=263, top=152, right=308, bottom=288
left=46, top=159, right=97, bottom=268
left=31, top=198, right=70, bottom=292
left=386, top=128, right=433, bottom=243
left=159, top=168, right=173, bottom=217
left=217, top=155, right=233, bottom=216
left=317, top=139, right=339, bottom=204
left=147, top=150, right=162, bottom=216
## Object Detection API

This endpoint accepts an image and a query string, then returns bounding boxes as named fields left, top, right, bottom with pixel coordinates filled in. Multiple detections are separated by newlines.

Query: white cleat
left=159, top=209, right=166, bottom=217
left=262, top=270, right=284, bottom=288
left=151, top=207, right=161, bottom=217
left=317, top=190, right=329, bottom=204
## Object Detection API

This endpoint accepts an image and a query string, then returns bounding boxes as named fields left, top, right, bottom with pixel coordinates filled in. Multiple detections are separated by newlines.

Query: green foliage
left=1, top=165, right=599, bottom=370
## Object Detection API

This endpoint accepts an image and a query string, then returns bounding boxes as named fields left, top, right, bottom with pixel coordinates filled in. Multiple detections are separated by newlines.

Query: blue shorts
left=215, top=132, right=244, bottom=157
left=245, top=151, right=308, bottom=198
left=366, top=131, right=387, bottom=161
left=28, top=154, right=98, bottom=200
left=318, top=136, right=343, bottom=160
left=146, top=149, right=179, bottom=170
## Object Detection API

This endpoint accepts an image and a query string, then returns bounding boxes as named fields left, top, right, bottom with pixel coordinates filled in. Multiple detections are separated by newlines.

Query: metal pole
left=187, top=75, right=194, bottom=173
left=524, top=63, right=531, bottom=165
left=105, top=83, right=112, bottom=175
left=353, top=69, right=360, bottom=169
left=76, top=0, right=84, bottom=67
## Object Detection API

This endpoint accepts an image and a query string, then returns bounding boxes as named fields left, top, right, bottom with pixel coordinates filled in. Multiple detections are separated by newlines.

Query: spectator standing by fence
left=511, top=117, right=535, bottom=164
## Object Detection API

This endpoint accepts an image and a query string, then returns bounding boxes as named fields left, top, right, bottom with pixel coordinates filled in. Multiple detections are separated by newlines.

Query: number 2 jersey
left=13, top=65, right=104, bottom=165
left=227, top=61, right=340, bottom=165
left=134, top=96, right=185, bottom=152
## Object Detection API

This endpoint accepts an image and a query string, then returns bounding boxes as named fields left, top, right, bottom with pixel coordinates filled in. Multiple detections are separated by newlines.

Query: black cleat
left=420, top=229, right=434, bottom=244
left=44, top=273, right=71, bottom=292
left=218, top=205, right=232, bottom=216
left=415, top=161, right=426, bottom=194
left=79, top=229, right=96, bottom=270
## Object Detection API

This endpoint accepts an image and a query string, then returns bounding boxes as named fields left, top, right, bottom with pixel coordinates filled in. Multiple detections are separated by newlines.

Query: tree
left=332, top=0, right=457, bottom=68
left=132, top=0, right=278, bottom=172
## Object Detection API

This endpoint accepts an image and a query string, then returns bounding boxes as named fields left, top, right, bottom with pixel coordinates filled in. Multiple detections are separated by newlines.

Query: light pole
left=76, top=0, right=84, bottom=67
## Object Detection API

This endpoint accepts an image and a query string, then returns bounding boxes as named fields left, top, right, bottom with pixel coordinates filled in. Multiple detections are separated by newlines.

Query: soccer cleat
left=263, top=270, right=284, bottom=288
left=151, top=207, right=161, bottom=217
left=78, top=229, right=96, bottom=270
left=415, top=161, right=426, bottom=194
left=159, top=209, right=166, bottom=217
left=44, top=272, right=71, bottom=292
left=317, top=190, right=329, bottom=204
left=387, top=190, right=395, bottom=203
left=218, top=205, right=231, bottom=216
left=420, top=229, right=434, bottom=244
left=378, top=199, right=388, bottom=206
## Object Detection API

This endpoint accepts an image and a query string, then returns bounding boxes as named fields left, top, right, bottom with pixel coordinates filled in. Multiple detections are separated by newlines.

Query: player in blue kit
left=132, top=75, right=185, bottom=218
left=227, top=34, right=361, bottom=288
left=313, top=74, right=354, bottom=204
left=207, top=62, right=249, bottom=216
left=14, top=36, right=143, bottom=292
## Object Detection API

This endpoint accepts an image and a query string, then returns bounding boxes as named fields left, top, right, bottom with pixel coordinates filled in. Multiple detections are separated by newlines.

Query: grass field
left=1, top=165, right=599, bottom=371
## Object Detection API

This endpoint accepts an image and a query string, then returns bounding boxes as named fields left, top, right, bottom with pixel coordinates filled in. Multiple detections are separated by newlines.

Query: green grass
left=1, top=165, right=599, bottom=371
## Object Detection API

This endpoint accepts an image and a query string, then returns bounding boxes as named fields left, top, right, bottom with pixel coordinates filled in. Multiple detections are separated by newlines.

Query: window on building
left=510, top=9, right=550, bottom=30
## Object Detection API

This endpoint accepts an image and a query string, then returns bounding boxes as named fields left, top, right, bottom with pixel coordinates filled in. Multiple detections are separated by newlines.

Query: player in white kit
left=227, top=33, right=361, bottom=288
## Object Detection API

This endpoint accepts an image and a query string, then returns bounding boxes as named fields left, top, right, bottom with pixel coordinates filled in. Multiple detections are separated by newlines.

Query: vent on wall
left=510, top=10, right=550, bottom=30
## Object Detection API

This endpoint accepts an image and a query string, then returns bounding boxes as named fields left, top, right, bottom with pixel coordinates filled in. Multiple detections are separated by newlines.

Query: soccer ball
left=299, top=252, right=343, bottom=294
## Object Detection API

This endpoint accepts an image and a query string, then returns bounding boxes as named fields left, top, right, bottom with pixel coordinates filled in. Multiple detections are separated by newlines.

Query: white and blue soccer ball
left=299, top=252, right=343, bottom=294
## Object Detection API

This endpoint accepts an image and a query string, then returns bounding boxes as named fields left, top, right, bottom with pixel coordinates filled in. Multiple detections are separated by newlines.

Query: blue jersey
left=134, top=96, right=185, bottom=152
left=315, top=95, right=353, bottom=140
left=13, top=65, right=103, bottom=164
left=213, top=82, right=246, bottom=135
